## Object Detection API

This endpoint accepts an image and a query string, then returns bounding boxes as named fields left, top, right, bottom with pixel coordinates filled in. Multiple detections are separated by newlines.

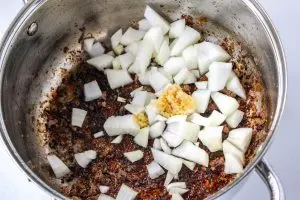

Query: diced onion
left=124, top=150, right=144, bottom=162
left=111, top=135, right=123, bottom=144
left=155, top=38, right=170, bottom=65
left=99, top=185, right=110, bottom=194
left=195, top=81, right=208, bottom=89
left=94, top=131, right=104, bottom=138
left=166, top=121, right=199, bottom=142
left=124, top=104, right=145, bottom=115
left=166, top=115, right=187, bottom=124
left=118, top=53, right=134, bottom=70
left=145, top=101, right=159, bottom=124
left=160, top=138, right=172, bottom=154
left=226, top=110, right=244, bottom=128
left=167, top=182, right=186, bottom=190
left=182, top=160, right=196, bottom=171
left=170, top=26, right=201, bottom=56
left=198, top=126, right=223, bottom=152
left=131, top=91, right=155, bottom=107
left=182, top=45, right=198, bottom=69
left=151, top=148, right=183, bottom=175
left=75, top=150, right=97, bottom=168
left=169, top=19, right=186, bottom=39
left=47, top=155, right=71, bottom=178
left=87, top=54, right=114, bottom=71
left=84, top=80, right=102, bottom=102
left=144, top=26, right=164, bottom=53
left=83, top=38, right=95, bottom=54
left=224, top=153, right=244, bottom=174
left=173, top=68, right=190, bottom=85
left=111, top=28, right=123, bottom=48
left=188, top=113, right=210, bottom=126
left=130, top=86, right=144, bottom=97
left=162, top=131, right=184, bottom=147
left=226, top=71, right=246, bottom=99
left=120, top=27, right=145, bottom=46
left=105, top=69, right=133, bottom=89
left=153, top=138, right=162, bottom=150
left=112, top=58, right=121, bottom=69
left=191, top=70, right=200, bottom=78
left=104, top=115, right=140, bottom=136
left=150, top=121, right=166, bottom=138
left=208, top=110, right=226, bottom=126
left=211, top=92, right=239, bottom=116
left=154, top=115, right=167, bottom=122
left=208, top=62, right=232, bottom=92
left=134, top=127, right=150, bottom=148
left=144, top=5, right=170, bottom=34
left=169, top=188, right=189, bottom=195
left=183, top=71, right=197, bottom=84
left=116, top=184, right=138, bottom=200
left=172, top=141, right=209, bottom=167
left=223, top=140, right=245, bottom=163
left=149, top=70, right=171, bottom=92
left=164, top=171, right=174, bottom=187
left=71, top=108, right=87, bottom=127
left=171, top=193, right=184, bottom=200
left=125, top=41, right=140, bottom=56
left=227, top=128, right=253, bottom=153
left=139, top=19, right=152, bottom=31
left=98, top=194, right=115, bottom=200
left=117, top=96, right=126, bottom=103
left=192, top=90, right=211, bottom=113
left=147, top=161, right=165, bottom=179
left=163, top=57, right=186, bottom=76
left=113, top=44, right=124, bottom=56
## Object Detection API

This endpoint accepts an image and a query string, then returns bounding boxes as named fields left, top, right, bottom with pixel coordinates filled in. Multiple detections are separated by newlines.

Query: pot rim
left=0, top=0, right=287, bottom=199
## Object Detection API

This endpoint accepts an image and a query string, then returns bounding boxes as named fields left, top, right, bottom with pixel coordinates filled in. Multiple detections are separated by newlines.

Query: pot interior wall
left=0, top=0, right=279, bottom=197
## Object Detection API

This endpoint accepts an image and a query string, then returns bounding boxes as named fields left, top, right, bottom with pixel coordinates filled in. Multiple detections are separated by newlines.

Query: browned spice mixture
left=39, top=16, right=269, bottom=200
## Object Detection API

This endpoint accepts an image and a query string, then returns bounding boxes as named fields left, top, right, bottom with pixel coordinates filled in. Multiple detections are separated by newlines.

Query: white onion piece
left=169, top=38, right=178, bottom=50
left=130, top=86, right=143, bottom=97
left=124, top=104, right=145, bottom=115
left=223, top=140, right=244, bottom=163
left=195, top=81, right=208, bottom=89
left=183, top=72, right=197, bottom=84
left=139, top=19, right=152, bottom=31
left=116, top=184, right=138, bottom=200
left=150, top=121, right=166, bottom=138
left=208, top=62, right=233, bottom=91
left=167, top=182, right=186, bottom=190
left=169, top=19, right=186, bottom=39
left=94, top=131, right=104, bottom=138
left=166, top=115, right=187, bottom=124
left=224, top=153, right=243, bottom=174
left=129, top=39, right=154, bottom=74
left=226, top=110, right=244, bottom=128
left=174, top=68, right=190, bottom=85
left=211, top=92, right=239, bottom=116
left=162, top=131, right=184, bottom=147
left=117, top=53, right=134, bottom=70
left=105, top=69, right=133, bottom=89
left=171, top=193, right=184, bottom=200
left=169, top=188, right=189, bottom=195
left=192, top=90, right=211, bottom=113
left=47, top=155, right=71, bottom=178
left=111, top=28, right=123, bottom=48
left=155, top=83, right=172, bottom=97
left=155, top=114, right=167, bottom=122
left=196, top=41, right=231, bottom=74
left=157, top=68, right=173, bottom=84
left=188, top=113, right=209, bottom=126
left=191, top=70, right=200, bottom=78
left=182, top=45, right=198, bottom=69
left=131, top=91, right=155, bottom=107
left=151, top=148, right=183, bottom=175
left=104, top=115, right=140, bottom=136
left=160, top=138, right=172, bottom=154
left=125, top=41, right=139, bottom=56
left=87, top=54, right=114, bottom=71
left=166, top=121, right=199, bottom=142
left=120, top=27, right=145, bottom=46
left=147, top=161, right=165, bottom=179
left=183, top=160, right=196, bottom=171
left=163, top=57, right=186, bottom=76
left=144, top=26, right=164, bottom=53
left=164, top=171, right=174, bottom=187
left=171, top=26, right=201, bottom=56
left=99, top=185, right=110, bottom=194
left=88, top=42, right=105, bottom=57
left=208, top=110, right=226, bottom=126
left=172, top=141, right=209, bottom=166
left=111, top=135, right=123, bottom=144
left=134, top=127, right=150, bottom=148
left=227, top=128, right=253, bottom=153
left=226, top=72, right=246, bottom=99
left=117, top=96, right=126, bottom=103
left=71, top=108, right=87, bottom=127
left=145, top=101, right=159, bottom=124
left=107, top=51, right=115, bottom=57
left=113, top=44, right=124, bottom=56
left=144, top=5, right=170, bottom=34
left=138, top=67, right=156, bottom=85
left=75, top=150, right=97, bottom=168
left=155, top=38, right=170, bottom=65
left=124, top=150, right=144, bottom=163
left=153, top=138, right=162, bottom=150
left=149, top=70, right=170, bottom=92
left=84, top=80, right=102, bottom=102
left=112, top=58, right=121, bottom=69
left=198, top=126, right=223, bottom=152
left=84, top=38, right=95, bottom=53
left=98, top=194, right=115, bottom=200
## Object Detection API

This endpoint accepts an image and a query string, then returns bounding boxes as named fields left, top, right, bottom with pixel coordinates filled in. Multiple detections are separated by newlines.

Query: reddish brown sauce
left=39, top=17, right=268, bottom=200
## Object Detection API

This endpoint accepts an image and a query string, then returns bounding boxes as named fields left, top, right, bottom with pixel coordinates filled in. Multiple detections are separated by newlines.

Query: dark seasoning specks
left=35, top=15, right=268, bottom=200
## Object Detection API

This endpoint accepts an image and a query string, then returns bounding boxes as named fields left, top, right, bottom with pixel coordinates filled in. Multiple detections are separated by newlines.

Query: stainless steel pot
left=0, top=0, right=287, bottom=199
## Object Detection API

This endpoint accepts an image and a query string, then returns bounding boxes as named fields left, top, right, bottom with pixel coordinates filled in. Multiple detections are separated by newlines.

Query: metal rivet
left=27, top=22, right=38, bottom=36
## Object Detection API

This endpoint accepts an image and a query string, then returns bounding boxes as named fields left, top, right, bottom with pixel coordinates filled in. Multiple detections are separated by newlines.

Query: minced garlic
left=134, top=112, right=149, bottom=128
left=156, top=84, right=195, bottom=117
